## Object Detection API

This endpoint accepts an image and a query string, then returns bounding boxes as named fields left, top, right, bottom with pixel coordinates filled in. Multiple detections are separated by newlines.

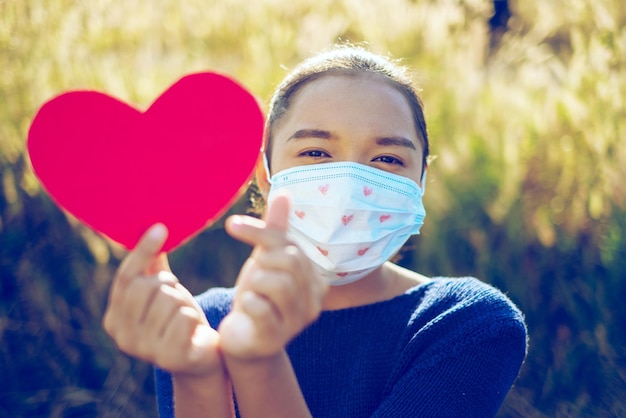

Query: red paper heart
left=27, top=72, right=264, bottom=252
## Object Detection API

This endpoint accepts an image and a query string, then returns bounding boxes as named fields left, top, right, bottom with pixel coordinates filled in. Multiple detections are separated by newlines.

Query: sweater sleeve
left=155, top=367, right=174, bottom=418
left=372, top=279, right=528, bottom=418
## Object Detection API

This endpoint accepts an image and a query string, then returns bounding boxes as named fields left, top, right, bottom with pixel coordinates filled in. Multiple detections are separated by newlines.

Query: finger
left=234, top=291, right=282, bottom=339
left=122, top=274, right=168, bottom=325
left=104, top=276, right=162, bottom=350
left=234, top=290, right=276, bottom=318
left=136, top=301, right=197, bottom=367
left=108, top=272, right=185, bottom=354
left=264, top=192, right=290, bottom=232
left=147, top=253, right=172, bottom=275
left=225, top=214, right=288, bottom=249
left=116, top=223, right=168, bottom=285
left=218, top=310, right=263, bottom=358
left=253, top=244, right=302, bottom=272
left=225, top=193, right=291, bottom=248
left=158, top=309, right=218, bottom=373
left=106, top=270, right=177, bottom=337
left=247, top=269, right=300, bottom=328
left=144, top=283, right=185, bottom=333
left=254, top=246, right=328, bottom=321
left=186, top=321, right=221, bottom=366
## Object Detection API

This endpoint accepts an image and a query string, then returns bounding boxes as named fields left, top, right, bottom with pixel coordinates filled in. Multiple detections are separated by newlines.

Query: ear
left=420, top=165, right=428, bottom=192
left=254, top=153, right=270, bottom=198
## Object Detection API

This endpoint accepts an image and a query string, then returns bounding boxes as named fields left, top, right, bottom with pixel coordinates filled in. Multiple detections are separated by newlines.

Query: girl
left=103, top=46, right=527, bottom=417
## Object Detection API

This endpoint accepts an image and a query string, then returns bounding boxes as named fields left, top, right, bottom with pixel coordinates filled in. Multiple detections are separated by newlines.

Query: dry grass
left=1, top=0, right=625, bottom=415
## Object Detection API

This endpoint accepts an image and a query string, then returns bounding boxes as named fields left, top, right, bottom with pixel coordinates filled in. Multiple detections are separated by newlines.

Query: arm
left=223, top=351, right=310, bottom=418
left=103, top=224, right=234, bottom=418
left=218, top=194, right=328, bottom=417
left=371, top=317, right=527, bottom=418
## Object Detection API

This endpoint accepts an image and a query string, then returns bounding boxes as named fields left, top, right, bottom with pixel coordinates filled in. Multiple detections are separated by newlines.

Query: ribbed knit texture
left=155, top=277, right=527, bottom=417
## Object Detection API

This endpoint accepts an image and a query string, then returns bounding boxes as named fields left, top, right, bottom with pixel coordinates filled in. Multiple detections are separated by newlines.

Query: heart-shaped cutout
left=27, top=72, right=264, bottom=252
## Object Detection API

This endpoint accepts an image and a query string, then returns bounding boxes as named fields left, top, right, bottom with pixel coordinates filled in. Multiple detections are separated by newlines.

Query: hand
left=103, top=224, right=222, bottom=377
left=219, top=194, right=328, bottom=360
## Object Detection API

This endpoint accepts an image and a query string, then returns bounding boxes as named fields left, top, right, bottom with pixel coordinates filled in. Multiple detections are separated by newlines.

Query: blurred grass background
left=1, top=0, right=625, bottom=416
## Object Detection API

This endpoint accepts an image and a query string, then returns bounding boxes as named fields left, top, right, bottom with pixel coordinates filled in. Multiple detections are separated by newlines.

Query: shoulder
left=420, top=276, right=525, bottom=324
left=422, top=276, right=521, bottom=308
left=194, top=287, right=236, bottom=327
left=406, top=276, right=528, bottom=358
left=375, top=278, right=527, bottom=416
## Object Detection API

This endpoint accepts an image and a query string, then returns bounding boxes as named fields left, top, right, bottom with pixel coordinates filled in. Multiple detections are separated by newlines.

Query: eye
left=298, top=149, right=331, bottom=159
left=372, top=155, right=405, bottom=166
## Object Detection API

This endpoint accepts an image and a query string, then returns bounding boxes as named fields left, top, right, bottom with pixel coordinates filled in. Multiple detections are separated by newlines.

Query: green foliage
left=1, top=0, right=625, bottom=416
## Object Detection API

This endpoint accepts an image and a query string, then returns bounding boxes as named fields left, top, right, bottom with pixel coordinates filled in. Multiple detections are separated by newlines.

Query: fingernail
left=149, top=223, right=167, bottom=240
left=229, top=215, right=243, bottom=228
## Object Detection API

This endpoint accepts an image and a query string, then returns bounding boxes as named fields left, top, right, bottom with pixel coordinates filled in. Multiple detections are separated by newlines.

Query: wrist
left=172, top=360, right=230, bottom=393
left=223, top=350, right=288, bottom=386
left=223, top=347, right=285, bottom=370
left=172, top=366, right=234, bottom=418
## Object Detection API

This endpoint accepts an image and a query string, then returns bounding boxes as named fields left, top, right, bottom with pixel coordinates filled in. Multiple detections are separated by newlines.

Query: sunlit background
left=1, top=0, right=625, bottom=416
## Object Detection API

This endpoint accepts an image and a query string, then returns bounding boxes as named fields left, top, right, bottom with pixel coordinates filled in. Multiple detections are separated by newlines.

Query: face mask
left=267, top=161, right=426, bottom=285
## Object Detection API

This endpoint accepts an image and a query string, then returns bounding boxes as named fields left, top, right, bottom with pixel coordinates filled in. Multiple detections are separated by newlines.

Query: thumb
left=115, top=223, right=168, bottom=285
left=264, top=192, right=291, bottom=233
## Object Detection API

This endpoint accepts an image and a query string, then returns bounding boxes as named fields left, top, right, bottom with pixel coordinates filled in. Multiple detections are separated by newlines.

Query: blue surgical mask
left=267, top=161, right=426, bottom=285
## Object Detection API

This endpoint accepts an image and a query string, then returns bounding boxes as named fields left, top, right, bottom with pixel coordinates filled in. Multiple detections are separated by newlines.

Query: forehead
left=266, top=72, right=426, bottom=184
left=284, top=73, right=415, bottom=126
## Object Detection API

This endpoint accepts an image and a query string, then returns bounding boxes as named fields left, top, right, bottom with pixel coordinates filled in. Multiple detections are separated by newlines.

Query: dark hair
left=264, top=45, right=430, bottom=177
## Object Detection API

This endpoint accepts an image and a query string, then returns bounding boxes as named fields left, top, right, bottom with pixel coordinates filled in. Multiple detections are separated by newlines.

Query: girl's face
left=269, top=73, right=425, bottom=187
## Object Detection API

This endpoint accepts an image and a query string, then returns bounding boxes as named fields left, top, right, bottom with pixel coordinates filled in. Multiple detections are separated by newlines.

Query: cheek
left=268, top=143, right=297, bottom=176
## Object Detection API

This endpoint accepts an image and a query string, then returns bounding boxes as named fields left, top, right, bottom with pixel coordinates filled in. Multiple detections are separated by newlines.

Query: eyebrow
left=376, top=136, right=417, bottom=150
left=287, top=129, right=337, bottom=141
left=287, top=129, right=417, bottom=151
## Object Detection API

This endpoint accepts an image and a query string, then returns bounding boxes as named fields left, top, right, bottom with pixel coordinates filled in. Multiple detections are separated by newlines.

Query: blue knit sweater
left=155, top=277, right=527, bottom=417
